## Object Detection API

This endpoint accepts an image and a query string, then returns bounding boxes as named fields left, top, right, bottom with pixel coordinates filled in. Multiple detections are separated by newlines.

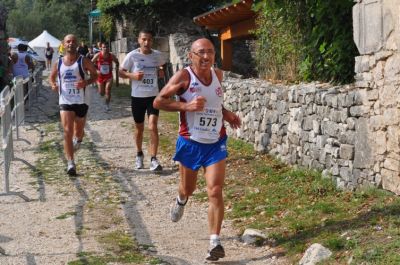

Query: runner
left=119, top=29, right=166, bottom=171
left=49, top=34, right=98, bottom=175
left=91, top=42, right=119, bottom=111
left=153, top=38, right=241, bottom=261
left=44, top=42, right=54, bottom=71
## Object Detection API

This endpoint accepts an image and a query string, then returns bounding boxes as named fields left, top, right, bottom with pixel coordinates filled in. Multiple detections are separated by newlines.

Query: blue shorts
left=173, top=136, right=228, bottom=171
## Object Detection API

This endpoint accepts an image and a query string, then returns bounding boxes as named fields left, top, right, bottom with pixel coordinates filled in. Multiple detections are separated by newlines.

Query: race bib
left=64, top=81, right=81, bottom=100
left=137, top=67, right=157, bottom=92
left=192, top=107, right=222, bottom=139
left=100, top=64, right=110, bottom=75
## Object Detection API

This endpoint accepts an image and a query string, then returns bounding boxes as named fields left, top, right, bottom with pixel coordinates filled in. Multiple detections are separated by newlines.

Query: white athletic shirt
left=121, top=48, right=165, bottom=97
left=178, top=67, right=225, bottom=144
left=57, top=56, right=87, bottom=105
left=12, top=52, right=30, bottom=78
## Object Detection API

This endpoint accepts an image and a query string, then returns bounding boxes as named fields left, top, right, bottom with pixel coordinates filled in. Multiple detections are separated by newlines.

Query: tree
left=3, top=0, right=91, bottom=42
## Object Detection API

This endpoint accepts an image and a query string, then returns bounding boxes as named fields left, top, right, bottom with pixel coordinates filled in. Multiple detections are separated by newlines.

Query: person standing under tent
left=44, top=42, right=54, bottom=71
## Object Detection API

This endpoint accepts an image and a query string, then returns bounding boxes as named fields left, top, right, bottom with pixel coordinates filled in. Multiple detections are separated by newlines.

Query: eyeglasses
left=191, top=50, right=215, bottom=57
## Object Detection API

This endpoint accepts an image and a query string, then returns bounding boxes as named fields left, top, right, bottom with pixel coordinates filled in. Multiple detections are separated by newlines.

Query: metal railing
left=0, top=67, right=43, bottom=201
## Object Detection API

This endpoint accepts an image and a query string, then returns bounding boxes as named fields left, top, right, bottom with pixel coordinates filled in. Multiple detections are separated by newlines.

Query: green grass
left=158, top=118, right=400, bottom=265
left=111, top=84, right=132, bottom=98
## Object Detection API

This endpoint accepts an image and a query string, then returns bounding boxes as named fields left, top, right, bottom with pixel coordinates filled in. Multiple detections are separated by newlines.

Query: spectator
left=44, top=42, right=54, bottom=71
left=77, top=41, right=89, bottom=57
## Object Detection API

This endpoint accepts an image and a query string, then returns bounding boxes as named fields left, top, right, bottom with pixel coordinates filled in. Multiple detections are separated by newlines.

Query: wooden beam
left=221, top=39, right=233, bottom=71
left=220, top=17, right=256, bottom=41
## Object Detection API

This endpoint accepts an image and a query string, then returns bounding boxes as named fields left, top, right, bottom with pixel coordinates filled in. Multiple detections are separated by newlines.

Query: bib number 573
left=199, top=117, right=217, bottom=127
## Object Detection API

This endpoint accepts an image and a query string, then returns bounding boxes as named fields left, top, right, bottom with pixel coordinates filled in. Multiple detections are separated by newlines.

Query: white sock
left=177, top=195, right=187, bottom=204
left=210, top=234, right=220, bottom=246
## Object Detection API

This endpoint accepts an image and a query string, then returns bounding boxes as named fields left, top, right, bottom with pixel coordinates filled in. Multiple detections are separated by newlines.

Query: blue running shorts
left=173, top=135, right=228, bottom=171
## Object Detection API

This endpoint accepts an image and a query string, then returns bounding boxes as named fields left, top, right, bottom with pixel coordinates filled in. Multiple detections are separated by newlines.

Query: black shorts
left=59, top=104, right=89, bottom=118
left=45, top=55, right=53, bottom=60
left=131, top=96, right=159, bottom=123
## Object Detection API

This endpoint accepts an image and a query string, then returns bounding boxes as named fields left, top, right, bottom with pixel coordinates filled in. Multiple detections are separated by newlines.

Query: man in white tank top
left=49, top=34, right=98, bottom=176
left=153, top=38, right=241, bottom=261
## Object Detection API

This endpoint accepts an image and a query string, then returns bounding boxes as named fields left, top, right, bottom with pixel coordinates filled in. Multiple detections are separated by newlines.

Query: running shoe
left=150, top=157, right=162, bottom=171
left=170, top=197, right=187, bottom=222
left=135, top=155, right=144, bottom=169
left=73, top=138, right=81, bottom=152
left=105, top=104, right=111, bottom=112
left=205, top=244, right=225, bottom=261
left=67, top=161, right=76, bottom=176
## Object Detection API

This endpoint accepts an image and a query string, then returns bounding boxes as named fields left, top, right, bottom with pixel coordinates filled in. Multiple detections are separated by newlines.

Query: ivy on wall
left=253, top=0, right=358, bottom=84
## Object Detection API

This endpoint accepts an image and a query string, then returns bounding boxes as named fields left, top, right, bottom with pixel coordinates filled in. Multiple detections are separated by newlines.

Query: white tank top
left=178, top=67, right=225, bottom=144
left=12, top=52, right=29, bottom=78
left=57, top=56, right=87, bottom=105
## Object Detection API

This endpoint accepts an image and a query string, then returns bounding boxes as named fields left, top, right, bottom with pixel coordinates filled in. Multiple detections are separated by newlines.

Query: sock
left=137, top=151, right=143, bottom=157
left=151, top=156, right=157, bottom=161
left=177, top=195, right=187, bottom=205
left=210, top=234, right=221, bottom=246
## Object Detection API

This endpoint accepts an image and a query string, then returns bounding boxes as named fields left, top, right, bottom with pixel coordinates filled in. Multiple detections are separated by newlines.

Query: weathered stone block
left=354, top=118, right=373, bottom=169
left=340, top=144, right=355, bottom=160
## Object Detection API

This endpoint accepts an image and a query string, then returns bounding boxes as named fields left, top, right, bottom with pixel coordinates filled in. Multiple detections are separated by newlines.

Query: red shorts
left=97, top=73, right=113, bottom=84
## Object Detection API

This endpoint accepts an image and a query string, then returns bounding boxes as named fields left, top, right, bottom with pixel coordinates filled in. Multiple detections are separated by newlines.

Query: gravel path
left=0, top=76, right=288, bottom=265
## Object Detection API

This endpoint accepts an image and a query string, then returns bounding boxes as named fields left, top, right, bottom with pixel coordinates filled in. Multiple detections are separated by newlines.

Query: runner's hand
left=186, top=96, right=206, bottom=112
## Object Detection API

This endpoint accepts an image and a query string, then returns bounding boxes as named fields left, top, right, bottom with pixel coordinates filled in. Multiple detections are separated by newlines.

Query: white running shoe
left=135, top=155, right=144, bottom=169
left=149, top=157, right=162, bottom=171
left=67, top=161, right=76, bottom=176
left=206, top=244, right=225, bottom=261
left=170, top=197, right=187, bottom=222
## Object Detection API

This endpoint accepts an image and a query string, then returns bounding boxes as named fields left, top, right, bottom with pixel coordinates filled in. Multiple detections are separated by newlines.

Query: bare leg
left=178, top=164, right=198, bottom=198
left=60, top=111, right=75, bottom=161
left=97, top=82, right=105, bottom=96
left=73, top=116, right=86, bottom=141
left=148, top=114, right=159, bottom=157
left=104, top=79, right=113, bottom=105
left=134, top=122, right=144, bottom=153
left=204, top=159, right=226, bottom=235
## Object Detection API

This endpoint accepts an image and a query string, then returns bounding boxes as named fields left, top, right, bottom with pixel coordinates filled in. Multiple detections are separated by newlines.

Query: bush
left=254, top=0, right=358, bottom=84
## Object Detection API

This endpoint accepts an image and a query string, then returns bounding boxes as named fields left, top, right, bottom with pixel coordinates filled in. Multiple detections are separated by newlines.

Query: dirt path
left=0, top=77, right=288, bottom=265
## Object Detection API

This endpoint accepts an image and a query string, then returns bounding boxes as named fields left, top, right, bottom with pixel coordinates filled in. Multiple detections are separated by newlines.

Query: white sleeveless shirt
left=57, top=56, right=87, bottom=105
left=178, top=67, right=225, bottom=144
left=12, top=52, right=29, bottom=78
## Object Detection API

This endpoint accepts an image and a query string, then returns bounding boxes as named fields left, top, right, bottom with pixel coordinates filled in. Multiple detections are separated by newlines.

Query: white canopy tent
left=29, top=30, right=61, bottom=62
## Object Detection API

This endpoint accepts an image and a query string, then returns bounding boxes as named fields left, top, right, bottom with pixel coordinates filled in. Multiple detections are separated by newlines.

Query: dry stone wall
left=222, top=79, right=374, bottom=191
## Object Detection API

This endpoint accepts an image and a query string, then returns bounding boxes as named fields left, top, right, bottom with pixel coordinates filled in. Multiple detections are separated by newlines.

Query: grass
left=157, top=120, right=400, bottom=264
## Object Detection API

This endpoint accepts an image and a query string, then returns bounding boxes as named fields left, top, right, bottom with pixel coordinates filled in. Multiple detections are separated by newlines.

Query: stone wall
left=222, top=79, right=374, bottom=191
left=352, top=0, right=400, bottom=194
